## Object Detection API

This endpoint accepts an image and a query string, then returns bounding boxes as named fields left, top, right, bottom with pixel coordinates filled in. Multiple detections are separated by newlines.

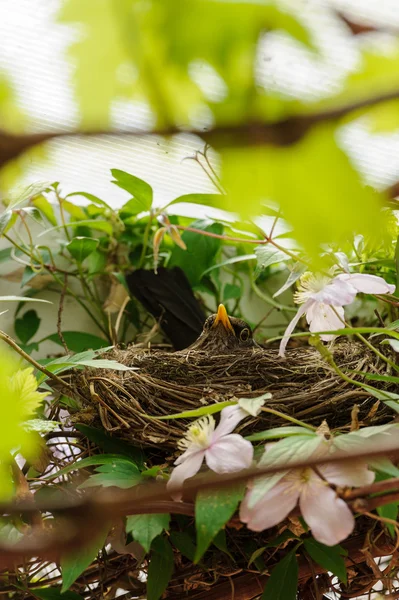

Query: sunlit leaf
left=112, top=169, right=153, bottom=213
left=32, top=195, right=57, bottom=226
left=67, top=191, right=112, bottom=209
left=221, top=124, right=386, bottom=264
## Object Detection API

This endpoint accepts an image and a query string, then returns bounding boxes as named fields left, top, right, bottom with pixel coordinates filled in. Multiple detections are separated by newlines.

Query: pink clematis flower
left=167, top=405, right=254, bottom=500
left=279, top=272, right=395, bottom=357
left=240, top=455, right=374, bottom=546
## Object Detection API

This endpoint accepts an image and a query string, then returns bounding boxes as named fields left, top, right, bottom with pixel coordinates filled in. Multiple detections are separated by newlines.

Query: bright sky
left=0, top=0, right=399, bottom=208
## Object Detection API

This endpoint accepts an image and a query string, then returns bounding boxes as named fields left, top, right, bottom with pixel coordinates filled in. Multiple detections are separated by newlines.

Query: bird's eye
left=204, top=316, right=214, bottom=330
left=240, top=328, right=250, bottom=342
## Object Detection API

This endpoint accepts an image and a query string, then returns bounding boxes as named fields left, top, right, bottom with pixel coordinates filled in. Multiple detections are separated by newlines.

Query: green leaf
left=246, top=426, right=315, bottom=442
left=75, top=424, right=145, bottom=466
left=265, top=529, right=298, bottom=549
left=212, top=529, right=234, bottom=560
left=8, top=181, right=51, bottom=208
left=112, top=169, right=153, bottom=213
left=45, top=219, right=113, bottom=235
left=44, top=331, right=109, bottom=352
left=202, top=253, right=256, bottom=276
left=254, top=246, right=286, bottom=276
left=247, top=546, right=266, bottom=567
left=273, top=263, right=307, bottom=298
left=165, top=193, right=223, bottom=209
left=66, top=236, right=99, bottom=263
left=34, top=587, right=83, bottom=600
left=32, top=195, right=57, bottom=226
left=238, top=393, right=271, bottom=416
left=79, top=460, right=142, bottom=489
left=169, top=219, right=223, bottom=286
left=377, top=501, right=399, bottom=538
left=221, top=124, right=386, bottom=264
left=61, top=525, right=108, bottom=592
left=67, top=191, right=112, bottom=209
left=303, top=538, right=347, bottom=584
left=14, top=309, right=41, bottom=344
left=169, top=531, right=196, bottom=561
left=0, top=210, right=17, bottom=235
left=223, top=283, right=241, bottom=301
left=375, top=471, right=399, bottom=538
left=62, top=200, right=87, bottom=220
left=46, top=454, right=137, bottom=480
left=147, top=535, right=174, bottom=600
left=154, top=400, right=235, bottom=420
left=126, top=514, right=170, bottom=553
left=195, top=483, right=245, bottom=562
left=261, top=549, right=298, bottom=600
left=0, top=295, right=51, bottom=304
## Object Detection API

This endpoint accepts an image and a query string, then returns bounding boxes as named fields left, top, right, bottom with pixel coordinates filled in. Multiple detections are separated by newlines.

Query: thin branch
left=0, top=329, right=72, bottom=390
left=2, top=88, right=399, bottom=168
left=57, top=273, right=69, bottom=353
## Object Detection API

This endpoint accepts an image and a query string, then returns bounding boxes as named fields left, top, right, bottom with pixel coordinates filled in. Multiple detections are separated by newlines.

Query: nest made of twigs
left=62, top=339, right=397, bottom=457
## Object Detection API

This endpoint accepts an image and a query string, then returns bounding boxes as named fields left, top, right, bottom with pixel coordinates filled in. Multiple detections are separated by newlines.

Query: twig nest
left=63, top=340, right=395, bottom=452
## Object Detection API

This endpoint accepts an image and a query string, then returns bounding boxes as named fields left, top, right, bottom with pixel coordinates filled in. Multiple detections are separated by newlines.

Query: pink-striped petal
left=319, top=460, right=375, bottom=487
left=306, top=303, right=345, bottom=341
left=213, top=405, right=247, bottom=440
left=299, top=472, right=354, bottom=546
left=279, top=300, right=313, bottom=358
left=240, top=475, right=299, bottom=531
left=205, top=434, right=253, bottom=473
left=167, top=451, right=205, bottom=500
left=336, top=273, right=395, bottom=295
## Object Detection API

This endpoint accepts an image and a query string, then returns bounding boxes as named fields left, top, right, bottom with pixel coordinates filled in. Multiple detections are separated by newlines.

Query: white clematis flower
left=167, top=405, right=254, bottom=500
left=279, top=272, right=395, bottom=357
left=240, top=452, right=374, bottom=546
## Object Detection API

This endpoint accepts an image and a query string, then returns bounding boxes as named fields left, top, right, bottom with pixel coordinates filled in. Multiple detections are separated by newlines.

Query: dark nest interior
left=39, top=341, right=399, bottom=599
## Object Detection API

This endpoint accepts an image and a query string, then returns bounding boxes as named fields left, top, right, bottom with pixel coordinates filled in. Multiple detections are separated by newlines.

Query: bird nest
left=66, top=339, right=394, bottom=453
left=42, top=339, right=399, bottom=600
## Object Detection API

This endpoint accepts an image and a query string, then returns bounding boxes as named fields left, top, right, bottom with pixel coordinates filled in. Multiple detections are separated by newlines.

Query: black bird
left=126, top=267, right=205, bottom=350
left=184, top=304, right=257, bottom=354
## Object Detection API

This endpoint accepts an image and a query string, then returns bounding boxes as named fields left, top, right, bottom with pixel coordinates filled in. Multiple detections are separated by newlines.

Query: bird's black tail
left=126, top=267, right=205, bottom=350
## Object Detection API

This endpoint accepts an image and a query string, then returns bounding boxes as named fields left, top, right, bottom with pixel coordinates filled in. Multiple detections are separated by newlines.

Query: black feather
left=126, top=267, right=205, bottom=350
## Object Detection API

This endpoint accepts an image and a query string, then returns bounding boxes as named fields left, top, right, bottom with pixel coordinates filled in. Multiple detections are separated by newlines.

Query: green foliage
left=61, top=525, right=108, bottom=592
left=44, top=331, right=109, bottom=352
left=66, top=236, right=99, bottom=263
left=303, top=539, right=347, bottom=584
left=47, top=454, right=139, bottom=480
left=261, top=549, right=298, bottom=600
left=195, top=483, right=245, bottom=562
left=221, top=124, right=386, bottom=263
left=126, top=513, right=170, bottom=553
left=169, top=219, right=223, bottom=286
left=79, top=460, right=142, bottom=489
left=0, top=349, right=47, bottom=499
left=111, top=169, right=153, bottom=213
left=14, top=309, right=40, bottom=344
left=147, top=535, right=174, bottom=600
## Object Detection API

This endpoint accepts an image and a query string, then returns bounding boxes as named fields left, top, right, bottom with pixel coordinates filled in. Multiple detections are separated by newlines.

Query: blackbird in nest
left=183, top=303, right=258, bottom=354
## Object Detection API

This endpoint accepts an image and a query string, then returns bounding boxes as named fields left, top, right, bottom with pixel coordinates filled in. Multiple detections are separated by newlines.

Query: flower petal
left=240, top=475, right=299, bottom=531
left=319, top=460, right=375, bottom=487
left=167, top=451, right=204, bottom=500
left=312, top=278, right=356, bottom=306
left=279, top=300, right=313, bottom=358
left=205, top=434, right=253, bottom=473
left=299, top=472, right=354, bottom=546
left=213, top=405, right=247, bottom=440
left=306, top=303, right=345, bottom=341
left=336, top=273, right=395, bottom=295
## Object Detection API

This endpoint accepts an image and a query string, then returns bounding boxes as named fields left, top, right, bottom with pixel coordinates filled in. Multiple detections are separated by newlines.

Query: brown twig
left=57, top=273, right=69, bottom=353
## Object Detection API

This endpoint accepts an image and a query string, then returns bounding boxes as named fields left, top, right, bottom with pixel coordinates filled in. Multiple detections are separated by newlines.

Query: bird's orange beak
left=212, top=304, right=235, bottom=334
